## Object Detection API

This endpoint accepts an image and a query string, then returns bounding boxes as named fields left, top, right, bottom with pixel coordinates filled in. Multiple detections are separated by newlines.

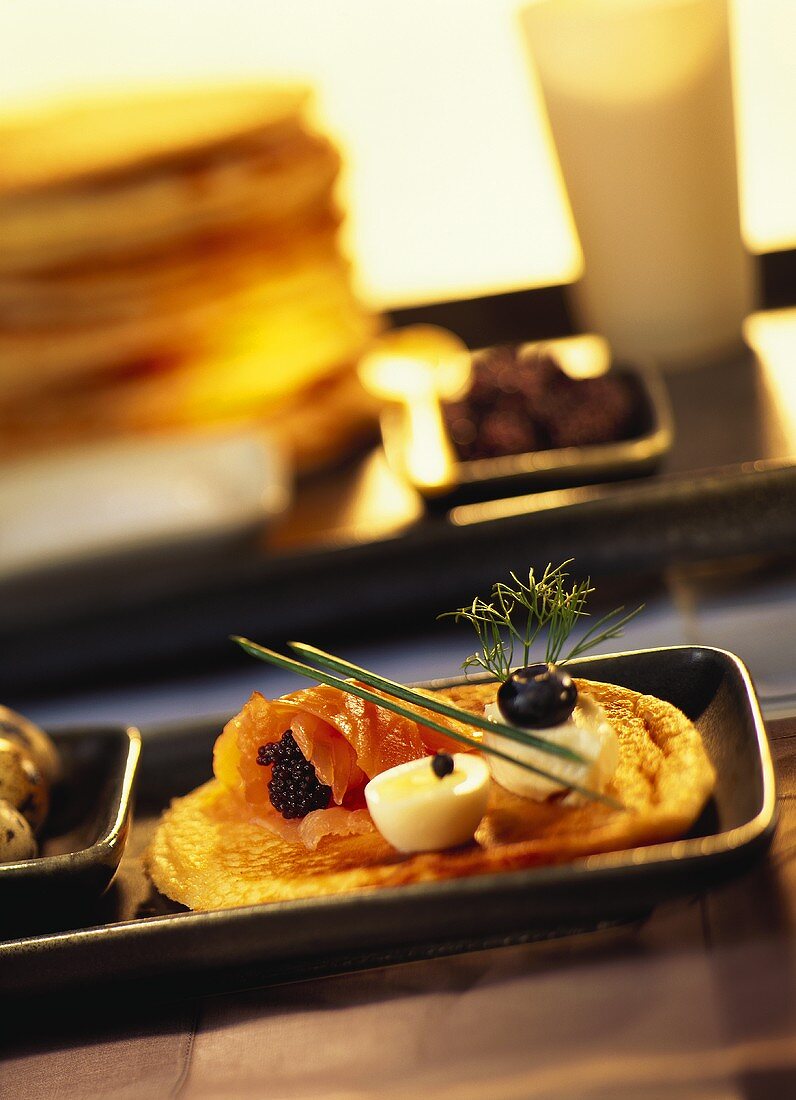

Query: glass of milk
left=521, top=0, right=757, bottom=369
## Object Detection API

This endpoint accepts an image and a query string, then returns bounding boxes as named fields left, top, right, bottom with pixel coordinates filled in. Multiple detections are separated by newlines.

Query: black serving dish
left=379, top=353, right=673, bottom=505
left=0, top=724, right=140, bottom=932
left=0, top=646, right=775, bottom=1005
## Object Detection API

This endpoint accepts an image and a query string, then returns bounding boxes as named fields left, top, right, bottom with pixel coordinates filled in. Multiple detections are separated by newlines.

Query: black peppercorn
left=431, top=752, right=455, bottom=779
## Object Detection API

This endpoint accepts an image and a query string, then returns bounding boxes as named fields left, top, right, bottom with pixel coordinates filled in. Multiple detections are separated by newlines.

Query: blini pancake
left=146, top=679, right=716, bottom=911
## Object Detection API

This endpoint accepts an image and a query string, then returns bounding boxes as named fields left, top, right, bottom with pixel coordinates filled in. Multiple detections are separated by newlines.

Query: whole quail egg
left=0, top=705, right=61, bottom=785
left=0, top=737, right=49, bottom=832
left=0, top=800, right=38, bottom=863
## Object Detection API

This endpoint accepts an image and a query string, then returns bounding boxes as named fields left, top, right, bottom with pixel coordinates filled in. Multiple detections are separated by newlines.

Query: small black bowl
left=0, top=724, right=140, bottom=932
left=380, top=350, right=673, bottom=507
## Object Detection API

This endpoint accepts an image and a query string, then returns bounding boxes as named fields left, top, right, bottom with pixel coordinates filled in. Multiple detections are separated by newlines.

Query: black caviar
left=257, top=730, right=332, bottom=819
left=431, top=752, right=455, bottom=779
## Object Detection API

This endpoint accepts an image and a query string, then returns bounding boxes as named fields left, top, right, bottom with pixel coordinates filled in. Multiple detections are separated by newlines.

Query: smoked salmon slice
left=212, top=682, right=472, bottom=848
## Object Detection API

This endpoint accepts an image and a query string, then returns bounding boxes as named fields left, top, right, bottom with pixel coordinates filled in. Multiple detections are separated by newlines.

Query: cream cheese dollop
left=365, top=753, right=489, bottom=853
left=483, top=693, right=619, bottom=803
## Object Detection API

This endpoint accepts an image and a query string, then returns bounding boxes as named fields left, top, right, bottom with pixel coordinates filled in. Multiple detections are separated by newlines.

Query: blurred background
left=1, top=0, right=795, bottom=707
left=1, top=0, right=794, bottom=306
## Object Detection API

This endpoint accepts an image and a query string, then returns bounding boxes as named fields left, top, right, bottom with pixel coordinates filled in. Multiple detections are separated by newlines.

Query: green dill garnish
left=439, top=559, right=643, bottom=681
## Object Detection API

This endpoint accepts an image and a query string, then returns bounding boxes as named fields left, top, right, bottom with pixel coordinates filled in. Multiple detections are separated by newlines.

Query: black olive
left=497, top=664, right=577, bottom=728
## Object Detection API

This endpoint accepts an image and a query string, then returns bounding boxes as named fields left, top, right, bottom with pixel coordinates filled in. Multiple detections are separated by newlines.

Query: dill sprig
left=439, top=559, right=642, bottom=681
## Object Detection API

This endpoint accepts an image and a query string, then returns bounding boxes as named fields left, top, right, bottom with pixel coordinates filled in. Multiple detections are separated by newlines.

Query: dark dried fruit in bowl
left=442, top=345, right=640, bottom=462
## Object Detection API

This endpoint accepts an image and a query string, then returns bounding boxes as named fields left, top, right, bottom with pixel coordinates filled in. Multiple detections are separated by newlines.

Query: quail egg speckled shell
left=0, top=738, right=49, bottom=832
left=0, top=705, right=61, bottom=786
left=0, top=800, right=38, bottom=863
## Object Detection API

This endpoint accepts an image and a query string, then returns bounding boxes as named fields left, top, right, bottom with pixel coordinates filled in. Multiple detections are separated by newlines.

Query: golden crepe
left=0, top=84, right=380, bottom=472
left=0, top=85, right=325, bottom=271
left=146, top=679, right=716, bottom=911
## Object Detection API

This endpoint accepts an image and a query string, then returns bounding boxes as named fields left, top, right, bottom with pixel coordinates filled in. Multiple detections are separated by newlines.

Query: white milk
left=522, top=0, right=757, bottom=369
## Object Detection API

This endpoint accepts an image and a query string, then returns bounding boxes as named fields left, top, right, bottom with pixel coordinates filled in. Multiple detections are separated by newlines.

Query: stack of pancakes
left=0, top=85, right=380, bottom=472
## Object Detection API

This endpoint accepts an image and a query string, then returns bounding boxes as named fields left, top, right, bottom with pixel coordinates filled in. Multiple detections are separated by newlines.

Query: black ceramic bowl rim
left=0, top=725, right=141, bottom=881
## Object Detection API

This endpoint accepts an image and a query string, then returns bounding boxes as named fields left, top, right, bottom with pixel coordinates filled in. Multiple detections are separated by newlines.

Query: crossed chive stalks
left=232, top=637, right=624, bottom=810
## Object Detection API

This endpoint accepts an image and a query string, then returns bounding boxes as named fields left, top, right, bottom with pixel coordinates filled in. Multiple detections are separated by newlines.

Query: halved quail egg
left=365, top=752, right=489, bottom=852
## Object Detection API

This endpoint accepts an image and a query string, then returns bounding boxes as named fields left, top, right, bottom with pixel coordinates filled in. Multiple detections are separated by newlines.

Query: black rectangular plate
left=0, top=646, right=775, bottom=1005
